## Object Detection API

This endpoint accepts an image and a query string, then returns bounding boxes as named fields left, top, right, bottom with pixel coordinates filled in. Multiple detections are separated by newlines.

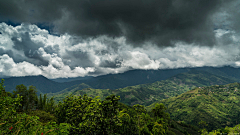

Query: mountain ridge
left=2, top=66, right=240, bottom=94
left=50, top=70, right=237, bottom=106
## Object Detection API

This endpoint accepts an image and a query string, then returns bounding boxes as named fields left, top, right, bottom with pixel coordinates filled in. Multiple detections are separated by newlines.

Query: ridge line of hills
left=49, top=70, right=237, bottom=106
left=2, top=66, right=240, bottom=94
left=2, top=66, right=240, bottom=133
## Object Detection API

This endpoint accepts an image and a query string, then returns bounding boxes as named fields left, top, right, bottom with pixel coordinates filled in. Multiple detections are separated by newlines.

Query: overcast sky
left=0, top=0, right=240, bottom=78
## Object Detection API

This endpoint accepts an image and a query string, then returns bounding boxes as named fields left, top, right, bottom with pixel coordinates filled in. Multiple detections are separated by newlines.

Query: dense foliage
left=0, top=79, right=70, bottom=134
left=0, top=79, right=201, bottom=134
left=50, top=70, right=235, bottom=106
left=4, top=75, right=239, bottom=134
left=53, top=94, right=200, bottom=134
left=149, top=82, right=240, bottom=131
left=55, top=94, right=169, bottom=134
left=206, top=124, right=240, bottom=134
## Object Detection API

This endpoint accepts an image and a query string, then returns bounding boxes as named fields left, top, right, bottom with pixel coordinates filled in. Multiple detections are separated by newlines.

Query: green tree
left=118, top=108, right=139, bottom=135
left=38, top=94, right=43, bottom=110
left=37, top=94, right=55, bottom=113
left=133, top=104, right=147, bottom=134
left=151, top=103, right=170, bottom=119
left=13, top=84, right=38, bottom=112
left=0, top=79, right=12, bottom=97
left=45, top=96, right=55, bottom=113
left=0, top=80, right=70, bottom=134
left=99, top=95, right=121, bottom=134
left=152, top=122, right=166, bottom=135
left=151, top=103, right=170, bottom=134
left=28, top=85, right=38, bottom=110
left=13, top=84, right=28, bottom=112
left=55, top=94, right=123, bottom=134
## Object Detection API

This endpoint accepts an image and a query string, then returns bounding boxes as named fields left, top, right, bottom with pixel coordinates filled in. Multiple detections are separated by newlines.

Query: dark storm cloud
left=11, top=34, right=47, bottom=65
left=1, top=22, right=240, bottom=78
left=0, top=48, right=27, bottom=63
left=219, top=32, right=235, bottom=45
left=64, top=50, right=95, bottom=68
left=44, top=45, right=60, bottom=54
left=0, top=0, right=236, bottom=46
left=0, top=48, right=13, bottom=58
left=12, top=32, right=42, bottom=54
left=99, top=59, right=122, bottom=68
left=227, top=1, right=240, bottom=32
left=0, top=0, right=27, bottom=22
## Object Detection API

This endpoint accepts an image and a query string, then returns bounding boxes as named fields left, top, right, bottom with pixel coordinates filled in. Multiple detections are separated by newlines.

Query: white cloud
left=0, top=22, right=240, bottom=78
left=0, top=54, right=42, bottom=77
left=121, top=51, right=160, bottom=69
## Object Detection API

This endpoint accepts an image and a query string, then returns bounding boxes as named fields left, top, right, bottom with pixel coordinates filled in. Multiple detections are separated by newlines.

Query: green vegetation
left=47, top=83, right=91, bottom=102
left=4, top=66, right=240, bottom=94
left=148, top=82, right=240, bottom=131
left=0, top=79, right=70, bottom=134
left=206, top=124, right=240, bottom=134
left=51, top=70, right=235, bottom=106
left=0, top=79, right=200, bottom=134
left=2, top=70, right=240, bottom=134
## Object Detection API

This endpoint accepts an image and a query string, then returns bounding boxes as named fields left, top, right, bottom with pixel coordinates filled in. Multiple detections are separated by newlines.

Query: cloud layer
left=1, top=0, right=240, bottom=78
left=0, top=23, right=240, bottom=78
left=0, top=0, right=239, bottom=46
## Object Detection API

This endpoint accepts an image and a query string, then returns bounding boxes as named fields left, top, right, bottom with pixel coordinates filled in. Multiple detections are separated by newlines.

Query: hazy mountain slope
left=116, top=70, right=236, bottom=106
left=194, top=66, right=240, bottom=81
left=51, top=70, right=236, bottom=106
left=52, top=66, right=240, bottom=83
left=50, top=76, right=93, bottom=83
left=147, top=82, right=240, bottom=131
left=80, top=68, right=191, bottom=89
left=1, top=68, right=191, bottom=93
left=47, top=83, right=92, bottom=101
left=3, top=66, right=240, bottom=94
left=2, top=75, right=72, bottom=93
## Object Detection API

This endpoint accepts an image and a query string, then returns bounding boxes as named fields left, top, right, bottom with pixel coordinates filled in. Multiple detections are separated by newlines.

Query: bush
left=28, top=110, right=57, bottom=124
left=0, top=79, right=70, bottom=134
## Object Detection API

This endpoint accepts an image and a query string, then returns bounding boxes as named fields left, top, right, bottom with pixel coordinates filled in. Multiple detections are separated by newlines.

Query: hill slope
left=148, top=82, right=240, bottom=131
left=2, top=68, right=190, bottom=93
left=51, top=70, right=236, bottom=106
left=2, top=75, right=72, bottom=93
left=3, top=66, right=240, bottom=94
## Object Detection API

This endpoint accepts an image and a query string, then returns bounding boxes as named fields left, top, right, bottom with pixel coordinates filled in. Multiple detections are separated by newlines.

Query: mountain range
left=49, top=70, right=236, bottom=106
left=2, top=65, right=240, bottom=132
left=2, top=66, right=240, bottom=94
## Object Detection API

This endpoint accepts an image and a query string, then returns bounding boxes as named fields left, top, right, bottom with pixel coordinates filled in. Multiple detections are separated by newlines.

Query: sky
left=0, top=0, right=240, bottom=78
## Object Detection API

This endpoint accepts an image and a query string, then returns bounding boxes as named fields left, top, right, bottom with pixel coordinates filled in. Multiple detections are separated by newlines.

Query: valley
left=49, top=70, right=236, bottom=107
left=2, top=66, right=240, bottom=134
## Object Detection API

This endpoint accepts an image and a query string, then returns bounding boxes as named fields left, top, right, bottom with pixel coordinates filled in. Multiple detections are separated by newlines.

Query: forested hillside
left=206, top=124, right=240, bottom=134
left=148, top=82, right=240, bottom=131
left=50, top=70, right=236, bottom=106
left=3, top=75, right=75, bottom=94
left=3, top=66, right=240, bottom=94
left=0, top=79, right=200, bottom=135
left=2, top=77, right=240, bottom=134
left=2, top=68, right=189, bottom=93
left=3, top=67, right=240, bottom=134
